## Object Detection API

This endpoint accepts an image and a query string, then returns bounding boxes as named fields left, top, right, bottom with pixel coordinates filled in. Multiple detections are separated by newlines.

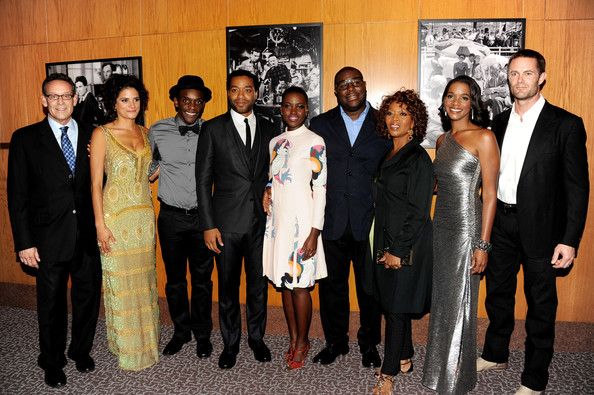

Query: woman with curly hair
left=365, top=89, right=434, bottom=394
left=90, top=74, right=159, bottom=370
left=422, top=75, right=499, bottom=394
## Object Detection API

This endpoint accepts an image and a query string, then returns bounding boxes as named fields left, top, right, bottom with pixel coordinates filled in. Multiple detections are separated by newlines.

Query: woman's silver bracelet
left=475, top=239, right=493, bottom=253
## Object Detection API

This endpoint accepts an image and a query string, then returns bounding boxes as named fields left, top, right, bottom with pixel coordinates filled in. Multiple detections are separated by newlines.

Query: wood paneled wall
left=1, top=0, right=593, bottom=321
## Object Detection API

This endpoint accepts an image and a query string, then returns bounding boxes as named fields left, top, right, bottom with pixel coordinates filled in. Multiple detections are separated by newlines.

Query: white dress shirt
left=230, top=109, right=256, bottom=149
left=48, top=116, right=79, bottom=155
left=497, top=95, right=546, bottom=204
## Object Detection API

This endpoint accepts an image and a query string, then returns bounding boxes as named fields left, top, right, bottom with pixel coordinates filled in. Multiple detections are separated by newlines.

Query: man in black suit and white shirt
left=7, top=73, right=101, bottom=388
left=74, top=75, right=104, bottom=127
left=477, top=50, right=589, bottom=395
left=196, top=70, right=276, bottom=369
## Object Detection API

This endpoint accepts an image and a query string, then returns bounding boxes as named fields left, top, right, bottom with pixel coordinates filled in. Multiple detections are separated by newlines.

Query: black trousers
left=482, top=207, right=558, bottom=391
left=36, top=241, right=101, bottom=370
left=158, top=207, right=214, bottom=341
left=381, top=312, right=413, bottom=376
left=216, top=214, right=268, bottom=353
left=319, top=225, right=382, bottom=347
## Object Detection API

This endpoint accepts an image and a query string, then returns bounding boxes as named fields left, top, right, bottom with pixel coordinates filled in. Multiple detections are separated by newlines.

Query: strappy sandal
left=373, top=373, right=394, bottom=395
left=285, top=342, right=296, bottom=363
left=284, top=341, right=310, bottom=371
left=400, top=359, right=413, bottom=374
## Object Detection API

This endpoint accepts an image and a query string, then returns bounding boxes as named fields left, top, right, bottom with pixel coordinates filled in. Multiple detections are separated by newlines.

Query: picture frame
left=46, top=56, right=143, bottom=127
left=418, top=19, right=525, bottom=148
left=227, top=23, right=323, bottom=134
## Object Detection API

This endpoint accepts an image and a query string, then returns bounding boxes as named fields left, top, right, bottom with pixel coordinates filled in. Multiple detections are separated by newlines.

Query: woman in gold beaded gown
left=90, top=74, right=159, bottom=370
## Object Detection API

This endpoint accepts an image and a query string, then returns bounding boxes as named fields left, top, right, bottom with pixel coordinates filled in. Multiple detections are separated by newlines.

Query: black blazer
left=309, top=106, right=391, bottom=241
left=196, top=112, right=276, bottom=234
left=7, top=118, right=98, bottom=262
left=492, top=101, right=589, bottom=257
left=365, top=139, right=434, bottom=314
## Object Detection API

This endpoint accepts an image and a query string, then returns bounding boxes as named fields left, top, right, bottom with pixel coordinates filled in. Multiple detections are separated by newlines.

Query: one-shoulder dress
left=422, top=132, right=482, bottom=394
left=100, top=125, right=160, bottom=370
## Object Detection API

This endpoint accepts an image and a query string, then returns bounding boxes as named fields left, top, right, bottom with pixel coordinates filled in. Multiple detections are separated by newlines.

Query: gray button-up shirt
left=148, top=115, right=203, bottom=209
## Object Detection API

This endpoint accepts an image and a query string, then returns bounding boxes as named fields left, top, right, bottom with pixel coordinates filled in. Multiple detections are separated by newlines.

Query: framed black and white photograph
left=227, top=23, right=322, bottom=133
left=418, top=19, right=525, bottom=148
left=46, top=56, right=143, bottom=127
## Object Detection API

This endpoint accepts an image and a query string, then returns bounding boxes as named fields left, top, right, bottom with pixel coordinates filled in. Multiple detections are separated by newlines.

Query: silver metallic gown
left=422, top=132, right=482, bottom=394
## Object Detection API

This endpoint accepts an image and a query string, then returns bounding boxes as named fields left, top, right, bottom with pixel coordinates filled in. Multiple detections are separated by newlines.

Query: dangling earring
left=471, top=108, right=474, bottom=120
left=407, top=129, right=413, bottom=141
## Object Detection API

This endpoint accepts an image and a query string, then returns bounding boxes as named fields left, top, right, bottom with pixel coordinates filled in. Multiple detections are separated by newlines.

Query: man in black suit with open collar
left=477, top=50, right=589, bottom=395
left=196, top=70, right=276, bottom=369
left=309, top=67, right=391, bottom=368
left=7, top=73, right=101, bottom=388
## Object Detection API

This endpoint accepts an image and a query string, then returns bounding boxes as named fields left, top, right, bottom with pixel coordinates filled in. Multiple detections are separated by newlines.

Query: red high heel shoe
left=285, top=342, right=296, bottom=363
left=284, top=341, right=310, bottom=371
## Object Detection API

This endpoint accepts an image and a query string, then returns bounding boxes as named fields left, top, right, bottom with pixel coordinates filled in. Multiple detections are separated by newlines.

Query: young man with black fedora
left=148, top=75, right=215, bottom=358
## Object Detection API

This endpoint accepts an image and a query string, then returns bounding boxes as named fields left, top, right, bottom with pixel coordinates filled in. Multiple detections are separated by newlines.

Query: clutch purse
left=401, top=249, right=413, bottom=266
left=375, top=228, right=413, bottom=266
left=376, top=247, right=413, bottom=266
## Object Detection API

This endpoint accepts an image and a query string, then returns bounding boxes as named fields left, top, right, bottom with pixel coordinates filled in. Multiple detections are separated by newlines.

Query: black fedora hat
left=169, top=75, right=212, bottom=103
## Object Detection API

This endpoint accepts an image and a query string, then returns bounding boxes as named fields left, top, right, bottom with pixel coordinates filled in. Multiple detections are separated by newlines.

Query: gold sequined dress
left=100, top=125, right=159, bottom=370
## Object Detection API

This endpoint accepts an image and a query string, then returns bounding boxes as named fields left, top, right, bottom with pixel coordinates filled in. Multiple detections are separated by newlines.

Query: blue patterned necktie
left=60, top=126, right=76, bottom=177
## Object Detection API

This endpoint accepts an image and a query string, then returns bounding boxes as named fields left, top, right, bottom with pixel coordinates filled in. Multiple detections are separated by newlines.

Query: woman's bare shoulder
left=475, top=127, right=497, bottom=143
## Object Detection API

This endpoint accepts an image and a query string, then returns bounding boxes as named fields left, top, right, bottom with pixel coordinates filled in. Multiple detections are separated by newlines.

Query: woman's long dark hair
left=438, top=75, right=490, bottom=130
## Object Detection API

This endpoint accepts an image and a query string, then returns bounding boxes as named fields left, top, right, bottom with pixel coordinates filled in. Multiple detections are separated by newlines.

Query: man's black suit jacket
left=74, top=92, right=104, bottom=126
left=196, top=112, right=276, bottom=234
left=7, top=118, right=98, bottom=262
left=492, top=101, right=589, bottom=258
left=309, top=106, right=391, bottom=241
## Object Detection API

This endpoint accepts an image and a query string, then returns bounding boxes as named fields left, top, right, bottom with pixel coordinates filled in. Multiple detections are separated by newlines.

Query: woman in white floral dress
left=262, top=86, right=327, bottom=370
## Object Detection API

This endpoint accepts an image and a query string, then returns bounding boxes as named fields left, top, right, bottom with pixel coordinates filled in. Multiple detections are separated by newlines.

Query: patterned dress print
left=263, top=125, right=328, bottom=289
left=100, top=126, right=159, bottom=370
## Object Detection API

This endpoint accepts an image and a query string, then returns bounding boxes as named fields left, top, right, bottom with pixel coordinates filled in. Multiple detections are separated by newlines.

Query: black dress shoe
left=163, top=337, right=189, bottom=356
left=75, top=355, right=95, bottom=373
left=196, top=339, right=213, bottom=359
left=248, top=340, right=271, bottom=362
left=218, top=350, right=237, bottom=369
left=360, top=344, right=381, bottom=368
left=312, top=343, right=349, bottom=365
left=44, top=367, right=67, bottom=388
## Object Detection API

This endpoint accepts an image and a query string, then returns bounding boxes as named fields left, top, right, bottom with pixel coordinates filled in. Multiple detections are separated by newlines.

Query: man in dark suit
left=73, top=75, right=104, bottom=127
left=196, top=70, right=276, bottom=369
left=309, top=67, right=391, bottom=367
left=7, top=73, right=101, bottom=388
left=477, top=50, right=589, bottom=395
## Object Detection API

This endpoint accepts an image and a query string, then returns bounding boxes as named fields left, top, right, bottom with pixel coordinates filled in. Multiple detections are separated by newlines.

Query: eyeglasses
left=335, top=78, right=365, bottom=91
left=44, top=94, right=74, bottom=101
